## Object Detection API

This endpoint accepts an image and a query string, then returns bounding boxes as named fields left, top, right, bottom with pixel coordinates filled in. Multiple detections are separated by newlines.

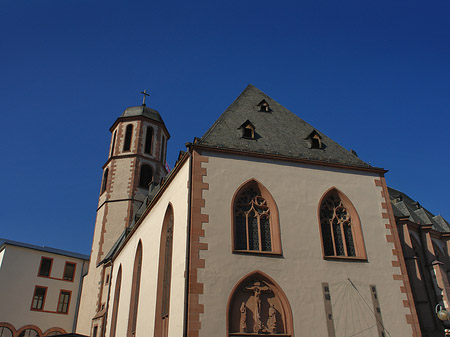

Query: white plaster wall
left=198, top=151, right=412, bottom=337
left=0, top=245, right=86, bottom=333
left=105, top=159, right=189, bottom=337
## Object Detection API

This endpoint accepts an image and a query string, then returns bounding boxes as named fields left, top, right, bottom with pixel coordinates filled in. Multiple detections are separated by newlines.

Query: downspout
left=183, top=144, right=193, bottom=337
left=73, top=260, right=87, bottom=332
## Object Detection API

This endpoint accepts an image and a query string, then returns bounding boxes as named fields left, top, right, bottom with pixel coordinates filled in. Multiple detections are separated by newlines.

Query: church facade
left=74, top=85, right=449, bottom=337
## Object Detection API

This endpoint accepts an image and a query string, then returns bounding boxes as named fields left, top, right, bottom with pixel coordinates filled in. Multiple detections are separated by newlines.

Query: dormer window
left=257, top=99, right=271, bottom=112
left=239, top=120, right=256, bottom=139
left=306, top=130, right=323, bottom=149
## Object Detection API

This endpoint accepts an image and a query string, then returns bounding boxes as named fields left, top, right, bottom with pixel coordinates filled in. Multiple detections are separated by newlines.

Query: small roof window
left=257, top=99, right=271, bottom=112
left=305, top=130, right=323, bottom=149
left=239, top=120, right=256, bottom=139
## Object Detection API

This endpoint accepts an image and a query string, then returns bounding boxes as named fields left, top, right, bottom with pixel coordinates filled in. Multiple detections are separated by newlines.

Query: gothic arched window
left=101, top=168, right=109, bottom=194
left=154, top=205, right=174, bottom=337
left=127, top=241, right=143, bottom=337
left=232, top=180, right=281, bottom=254
left=123, top=124, right=133, bottom=152
left=227, top=271, right=293, bottom=336
left=110, top=265, right=122, bottom=337
left=139, top=165, right=153, bottom=188
left=319, top=188, right=366, bottom=260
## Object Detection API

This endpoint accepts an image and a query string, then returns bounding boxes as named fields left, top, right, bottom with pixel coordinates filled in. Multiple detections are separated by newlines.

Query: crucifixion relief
left=240, top=279, right=277, bottom=334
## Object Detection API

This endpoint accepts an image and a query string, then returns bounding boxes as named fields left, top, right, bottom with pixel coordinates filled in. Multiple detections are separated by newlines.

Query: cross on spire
left=141, top=89, right=150, bottom=106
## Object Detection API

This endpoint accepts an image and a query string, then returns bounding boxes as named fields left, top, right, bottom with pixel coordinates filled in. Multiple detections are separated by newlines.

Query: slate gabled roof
left=198, top=84, right=374, bottom=169
left=388, top=187, right=450, bottom=232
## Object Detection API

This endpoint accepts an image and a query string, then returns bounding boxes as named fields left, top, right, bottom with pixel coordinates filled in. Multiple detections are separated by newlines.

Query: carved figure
left=266, top=303, right=277, bottom=333
left=244, top=280, right=272, bottom=333
left=239, top=302, right=247, bottom=332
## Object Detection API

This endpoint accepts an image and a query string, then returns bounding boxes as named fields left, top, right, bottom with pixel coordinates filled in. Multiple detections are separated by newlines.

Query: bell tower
left=76, top=91, right=170, bottom=335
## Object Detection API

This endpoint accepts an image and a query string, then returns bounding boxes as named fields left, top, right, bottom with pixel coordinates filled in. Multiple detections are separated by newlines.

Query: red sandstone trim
left=0, top=322, right=16, bottom=336
left=187, top=150, right=209, bottom=337
left=374, top=176, right=421, bottom=337
left=42, top=327, right=67, bottom=336
left=16, top=324, right=43, bottom=337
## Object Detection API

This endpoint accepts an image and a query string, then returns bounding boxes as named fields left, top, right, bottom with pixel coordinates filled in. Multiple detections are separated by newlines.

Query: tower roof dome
left=120, top=105, right=164, bottom=123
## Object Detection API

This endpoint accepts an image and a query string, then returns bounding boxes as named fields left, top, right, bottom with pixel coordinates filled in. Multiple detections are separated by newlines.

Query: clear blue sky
left=1, top=0, right=449, bottom=255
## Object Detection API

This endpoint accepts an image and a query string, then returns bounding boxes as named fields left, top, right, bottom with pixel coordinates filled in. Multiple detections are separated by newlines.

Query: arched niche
left=227, top=271, right=293, bottom=336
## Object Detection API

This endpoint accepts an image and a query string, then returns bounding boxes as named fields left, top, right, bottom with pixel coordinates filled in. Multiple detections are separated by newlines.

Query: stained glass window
left=234, top=186, right=272, bottom=252
left=320, top=191, right=357, bottom=257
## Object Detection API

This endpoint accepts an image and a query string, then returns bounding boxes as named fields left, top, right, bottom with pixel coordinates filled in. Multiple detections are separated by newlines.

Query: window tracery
left=232, top=180, right=281, bottom=254
left=319, top=189, right=366, bottom=260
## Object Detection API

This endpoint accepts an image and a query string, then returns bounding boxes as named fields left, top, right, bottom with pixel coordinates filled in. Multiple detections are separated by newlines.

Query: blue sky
left=1, top=0, right=449, bottom=255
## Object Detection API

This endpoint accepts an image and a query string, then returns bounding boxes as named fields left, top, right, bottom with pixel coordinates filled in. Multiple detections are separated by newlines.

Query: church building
left=74, top=84, right=449, bottom=337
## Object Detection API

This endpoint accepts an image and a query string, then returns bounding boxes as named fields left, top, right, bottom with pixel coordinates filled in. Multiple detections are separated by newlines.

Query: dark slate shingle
left=198, top=84, right=373, bottom=168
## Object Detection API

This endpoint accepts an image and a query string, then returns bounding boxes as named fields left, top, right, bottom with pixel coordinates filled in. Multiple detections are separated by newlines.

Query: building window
left=319, top=188, right=367, bottom=260
left=232, top=180, right=282, bottom=254
left=305, top=130, right=323, bottom=149
left=57, top=290, right=71, bottom=313
left=92, top=326, right=98, bottom=337
left=239, top=120, right=256, bottom=140
left=123, top=124, right=133, bottom=151
left=110, top=131, right=117, bottom=157
left=161, top=136, right=166, bottom=162
left=154, top=205, right=174, bottom=337
left=257, top=99, right=271, bottom=112
left=18, top=329, right=39, bottom=337
left=101, top=168, right=109, bottom=194
left=127, top=241, right=143, bottom=337
left=227, top=271, right=293, bottom=336
left=38, top=257, right=53, bottom=277
left=110, top=266, right=122, bottom=337
left=0, top=326, right=13, bottom=337
left=144, top=127, right=153, bottom=154
left=63, top=262, right=76, bottom=281
left=31, top=286, right=47, bottom=310
left=139, top=165, right=153, bottom=188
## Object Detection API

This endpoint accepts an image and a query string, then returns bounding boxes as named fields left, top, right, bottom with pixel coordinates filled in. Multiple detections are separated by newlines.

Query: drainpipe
left=183, top=144, right=193, bottom=337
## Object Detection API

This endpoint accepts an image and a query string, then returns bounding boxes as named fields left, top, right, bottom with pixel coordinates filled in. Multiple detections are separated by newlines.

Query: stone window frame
left=56, top=289, right=71, bottom=314
left=127, top=241, right=143, bottom=337
left=231, top=179, right=282, bottom=255
left=30, top=285, right=47, bottom=311
left=154, top=204, right=175, bottom=337
left=123, top=124, right=133, bottom=152
left=109, top=265, right=122, bottom=337
left=101, top=168, right=109, bottom=195
left=37, top=257, right=53, bottom=278
left=318, top=187, right=367, bottom=261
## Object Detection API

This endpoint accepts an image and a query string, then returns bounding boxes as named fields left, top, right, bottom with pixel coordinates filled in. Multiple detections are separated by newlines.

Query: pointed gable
left=198, top=84, right=372, bottom=168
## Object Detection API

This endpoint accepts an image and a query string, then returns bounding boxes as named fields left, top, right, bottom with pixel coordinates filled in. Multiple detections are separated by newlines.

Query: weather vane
left=141, top=89, right=150, bottom=106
